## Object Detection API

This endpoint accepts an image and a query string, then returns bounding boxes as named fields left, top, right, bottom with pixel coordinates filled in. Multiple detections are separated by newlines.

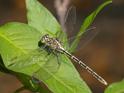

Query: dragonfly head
left=38, top=34, right=50, bottom=47
left=41, top=34, right=49, bottom=42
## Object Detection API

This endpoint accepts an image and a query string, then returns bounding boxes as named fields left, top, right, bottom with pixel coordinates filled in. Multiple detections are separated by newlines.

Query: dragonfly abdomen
left=63, top=50, right=107, bottom=85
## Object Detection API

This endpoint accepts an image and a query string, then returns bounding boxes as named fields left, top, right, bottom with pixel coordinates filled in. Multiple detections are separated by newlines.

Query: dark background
left=0, top=0, right=124, bottom=93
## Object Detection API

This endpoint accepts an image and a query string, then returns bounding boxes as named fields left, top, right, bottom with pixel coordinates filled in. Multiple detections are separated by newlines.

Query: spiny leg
left=54, top=53, right=61, bottom=66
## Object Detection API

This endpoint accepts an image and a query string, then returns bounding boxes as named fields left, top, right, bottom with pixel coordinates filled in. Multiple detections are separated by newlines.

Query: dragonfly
left=37, top=34, right=108, bottom=85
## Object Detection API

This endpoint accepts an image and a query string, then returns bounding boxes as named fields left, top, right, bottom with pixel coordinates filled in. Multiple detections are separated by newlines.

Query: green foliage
left=26, top=0, right=61, bottom=36
left=0, top=0, right=112, bottom=93
left=26, top=0, right=68, bottom=46
left=0, top=23, right=47, bottom=92
left=70, top=0, right=112, bottom=53
left=105, top=80, right=124, bottom=93
left=0, top=22, right=91, bottom=93
left=0, top=23, right=41, bottom=66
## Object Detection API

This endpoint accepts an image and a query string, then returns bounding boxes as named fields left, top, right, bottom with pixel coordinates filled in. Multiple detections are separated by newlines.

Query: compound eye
left=41, top=34, right=48, bottom=40
left=45, top=34, right=49, bottom=38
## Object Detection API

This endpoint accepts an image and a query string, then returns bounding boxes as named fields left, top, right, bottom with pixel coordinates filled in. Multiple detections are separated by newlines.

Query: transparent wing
left=64, top=5, right=76, bottom=26
left=62, top=27, right=98, bottom=51
left=56, top=6, right=77, bottom=49
left=64, top=6, right=77, bottom=35
left=60, top=6, right=98, bottom=52
left=75, top=27, right=98, bottom=50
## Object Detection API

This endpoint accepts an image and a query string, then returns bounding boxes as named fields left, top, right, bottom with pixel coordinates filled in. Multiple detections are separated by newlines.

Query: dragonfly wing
left=62, top=27, right=98, bottom=51
left=64, top=6, right=77, bottom=34
left=64, top=6, right=76, bottom=26
left=56, top=6, right=77, bottom=50
left=76, top=27, right=98, bottom=50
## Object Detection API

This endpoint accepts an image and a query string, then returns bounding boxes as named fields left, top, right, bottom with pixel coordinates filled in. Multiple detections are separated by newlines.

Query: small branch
left=54, top=0, right=71, bottom=32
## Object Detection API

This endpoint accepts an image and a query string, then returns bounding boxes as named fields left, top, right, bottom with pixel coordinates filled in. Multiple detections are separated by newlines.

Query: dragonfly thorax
left=38, top=34, right=64, bottom=53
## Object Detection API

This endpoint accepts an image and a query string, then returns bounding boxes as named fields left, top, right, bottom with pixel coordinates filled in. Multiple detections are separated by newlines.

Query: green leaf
left=26, top=0, right=61, bottom=36
left=43, top=54, right=91, bottom=93
left=70, top=0, right=112, bottom=53
left=0, top=22, right=91, bottom=93
left=0, top=22, right=41, bottom=67
left=0, top=22, right=51, bottom=93
left=105, top=80, right=124, bottom=93
left=26, top=0, right=68, bottom=47
left=0, top=22, right=46, bottom=92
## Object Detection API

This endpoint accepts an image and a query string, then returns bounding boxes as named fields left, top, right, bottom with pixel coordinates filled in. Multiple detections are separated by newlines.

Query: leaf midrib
left=0, top=32, right=27, bottom=54
left=42, top=66, right=74, bottom=93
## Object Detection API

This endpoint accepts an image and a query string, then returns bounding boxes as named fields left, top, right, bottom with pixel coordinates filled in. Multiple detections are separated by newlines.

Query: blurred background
left=0, top=0, right=124, bottom=93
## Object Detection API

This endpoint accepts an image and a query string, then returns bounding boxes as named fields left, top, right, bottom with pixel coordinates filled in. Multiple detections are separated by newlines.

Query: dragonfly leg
left=40, top=44, right=52, bottom=55
left=53, top=52, right=61, bottom=66
left=46, top=47, right=53, bottom=55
